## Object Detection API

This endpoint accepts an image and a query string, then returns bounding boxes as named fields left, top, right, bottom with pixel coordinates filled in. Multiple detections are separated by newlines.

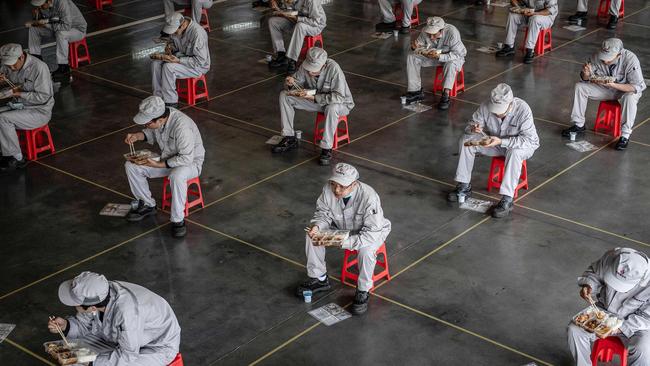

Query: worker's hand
left=604, top=82, right=617, bottom=88
left=270, top=0, right=280, bottom=10
left=470, top=123, right=483, bottom=134
left=164, top=43, right=174, bottom=55
left=484, top=136, right=502, bottom=147
left=141, top=158, right=165, bottom=168
left=286, top=15, right=298, bottom=22
left=426, top=50, right=440, bottom=59
left=596, top=327, right=620, bottom=339
left=301, top=93, right=315, bottom=102
left=124, top=133, right=143, bottom=145
left=32, top=8, right=40, bottom=19
left=47, top=317, right=68, bottom=333
left=12, top=87, right=21, bottom=97
left=582, top=63, right=592, bottom=80
left=410, top=39, right=420, bottom=51
left=524, top=8, right=535, bottom=16
left=163, top=55, right=180, bottom=63
left=307, top=225, right=319, bottom=239
left=579, top=285, right=592, bottom=302
left=285, top=76, right=296, bottom=88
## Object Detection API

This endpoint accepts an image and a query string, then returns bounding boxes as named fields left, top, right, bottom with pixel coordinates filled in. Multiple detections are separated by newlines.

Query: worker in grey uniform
left=48, top=271, right=181, bottom=366
left=569, top=0, right=621, bottom=29
left=401, top=17, right=466, bottom=110
left=123, top=96, right=205, bottom=238
left=28, top=0, right=87, bottom=82
left=447, top=83, right=539, bottom=218
left=267, top=0, right=327, bottom=74
left=375, top=0, right=422, bottom=34
left=297, top=163, right=391, bottom=315
left=152, top=12, right=210, bottom=108
left=162, top=0, right=213, bottom=24
left=495, top=0, right=557, bottom=64
left=568, top=248, right=650, bottom=366
left=271, top=47, right=354, bottom=166
left=0, top=43, right=54, bottom=172
left=562, top=38, right=645, bottom=151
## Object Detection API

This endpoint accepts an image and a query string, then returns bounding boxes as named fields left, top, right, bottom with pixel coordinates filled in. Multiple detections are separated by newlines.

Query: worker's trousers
left=568, top=323, right=650, bottom=366
left=163, top=0, right=213, bottom=22
left=0, top=108, right=50, bottom=158
left=305, top=234, right=384, bottom=292
left=577, top=0, right=620, bottom=15
left=29, top=26, right=86, bottom=65
left=378, top=0, right=423, bottom=27
left=504, top=14, right=553, bottom=50
left=85, top=334, right=178, bottom=366
left=454, top=137, right=534, bottom=198
left=406, top=53, right=463, bottom=92
left=571, top=82, right=642, bottom=139
left=279, top=91, right=351, bottom=149
left=268, top=17, right=323, bottom=61
left=124, top=161, right=200, bottom=223
left=151, top=60, right=203, bottom=104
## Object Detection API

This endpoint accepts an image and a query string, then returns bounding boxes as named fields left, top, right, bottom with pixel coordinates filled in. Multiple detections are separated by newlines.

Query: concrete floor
left=1, top=0, right=649, bottom=364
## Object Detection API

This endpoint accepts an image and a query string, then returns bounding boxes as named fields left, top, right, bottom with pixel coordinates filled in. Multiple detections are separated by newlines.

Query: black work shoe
left=52, top=64, right=71, bottom=83
left=0, top=157, right=27, bottom=172
left=437, top=94, right=450, bottom=110
left=375, top=21, right=396, bottom=32
left=269, top=52, right=287, bottom=68
left=351, top=290, right=369, bottom=315
left=171, top=221, right=187, bottom=238
left=165, top=103, right=179, bottom=108
left=561, top=124, right=586, bottom=137
left=615, top=136, right=629, bottom=150
left=402, top=89, right=424, bottom=105
left=271, top=136, right=298, bottom=153
left=568, top=11, right=588, bottom=21
left=399, top=25, right=411, bottom=34
left=492, top=196, right=514, bottom=218
left=523, top=48, right=535, bottom=64
left=319, top=149, right=332, bottom=166
left=475, top=0, right=484, bottom=5
left=296, top=276, right=331, bottom=297
left=607, top=15, right=618, bottom=29
left=126, top=201, right=156, bottom=222
left=286, top=59, right=297, bottom=74
left=447, top=183, right=472, bottom=202
left=495, top=45, right=515, bottom=57
left=252, top=0, right=270, bottom=7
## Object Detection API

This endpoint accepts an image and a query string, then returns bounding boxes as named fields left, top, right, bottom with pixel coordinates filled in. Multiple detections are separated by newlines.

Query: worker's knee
left=567, top=323, right=588, bottom=341
left=324, top=104, right=343, bottom=117
left=529, top=15, right=545, bottom=26
left=124, top=161, right=138, bottom=174
left=294, top=22, right=309, bottom=33
left=629, top=333, right=650, bottom=356
left=358, top=246, right=377, bottom=261
left=619, top=92, right=638, bottom=103
left=54, top=31, right=66, bottom=41
left=574, top=82, right=591, bottom=96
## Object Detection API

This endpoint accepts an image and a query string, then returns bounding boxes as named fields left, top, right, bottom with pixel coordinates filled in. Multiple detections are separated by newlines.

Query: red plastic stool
left=176, top=74, right=209, bottom=106
left=591, top=337, right=628, bottom=366
left=161, top=176, right=205, bottom=216
left=168, top=353, right=184, bottom=366
left=68, top=38, right=91, bottom=69
left=486, top=156, right=528, bottom=198
left=433, top=66, right=465, bottom=97
left=16, top=124, right=55, bottom=160
left=313, top=112, right=350, bottom=149
left=393, top=3, right=420, bottom=26
left=594, top=100, right=622, bottom=137
left=183, top=7, right=211, bottom=31
left=93, top=0, right=112, bottom=10
left=520, top=27, right=552, bottom=55
left=299, top=34, right=324, bottom=61
left=341, top=242, right=391, bottom=291
left=597, top=0, right=624, bottom=18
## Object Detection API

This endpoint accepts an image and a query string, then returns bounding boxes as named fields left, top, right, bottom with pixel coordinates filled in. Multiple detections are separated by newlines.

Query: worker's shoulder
left=621, top=49, right=641, bottom=66
left=357, top=181, right=380, bottom=199
left=27, top=55, right=51, bottom=76
left=169, top=109, right=199, bottom=129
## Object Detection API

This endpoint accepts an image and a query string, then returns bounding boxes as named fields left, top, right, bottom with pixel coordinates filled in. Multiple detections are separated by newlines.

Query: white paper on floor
left=566, top=140, right=598, bottom=152
left=460, top=198, right=493, bottom=213
left=563, top=25, right=586, bottom=32
left=371, top=32, right=392, bottom=39
left=99, top=203, right=132, bottom=217
left=490, top=2, right=511, bottom=7
left=476, top=46, right=499, bottom=54
left=265, top=135, right=284, bottom=145
left=257, top=57, right=270, bottom=64
left=0, top=324, right=15, bottom=343
left=308, top=303, right=352, bottom=326
left=403, top=102, right=432, bottom=113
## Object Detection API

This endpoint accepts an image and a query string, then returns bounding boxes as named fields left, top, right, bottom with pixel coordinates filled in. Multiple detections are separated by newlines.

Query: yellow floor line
left=464, top=63, right=524, bottom=92
left=547, top=28, right=601, bottom=52
left=209, top=36, right=270, bottom=54
left=349, top=111, right=419, bottom=143
left=202, top=74, right=284, bottom=102
left=192, top=106, right=280, bottom=134
left=51, top=125, right=136, bottom=156
left=542, top=55, right=582, bottom=65
left=248, top=322, right=322, bottom=365
left=74, top=70, right=151, bottom=95
left=5, top=339, right=55, bottom=366
left=330, top=38, right=382, bottom=58
left=622, top=21, right=650, bottom=29
left=34, top=161, right=133, bottom=200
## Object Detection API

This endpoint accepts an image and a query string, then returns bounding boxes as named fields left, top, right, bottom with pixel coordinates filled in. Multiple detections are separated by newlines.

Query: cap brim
left=329, top=176, right=355, bottom=187
left=31, top=0, right=46, bottom=6
left=488, top=101, right=510, bottom=115
left=58, top=280, right=82, bottom=306
left=599, top=51, right=617, bottom=62
left=424, top=26, right=443, bottom=34
left=133, top=112, right=152, bottom=125
left=604, top=270, right=638, bottom=293
left=1, top=56, right=19, bottom=66
left=302, top=61, right=323, bottom=73
left=162, top=24, right=179, bottom=35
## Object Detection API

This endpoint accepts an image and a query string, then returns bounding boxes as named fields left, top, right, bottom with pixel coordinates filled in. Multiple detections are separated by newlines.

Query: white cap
left=604, top=249, right=649, bottom=293
left=423, top=17, right=445, bottom=34
left=302, top=47, right=327, bottom=73
left=31, top=0, right=47, bottom=6
left=329, top=163, right=359, bottom=187
left=598, top=38, right=623, bottom=62
left=58, top=271, right=109, bottom=306
left=133, top=96, right=166, bottom=124
left=488, top=83, right=514, bottom=115
left=0, top=43, right=23, bottom=66
left=162, top=13, right=184, bottom=35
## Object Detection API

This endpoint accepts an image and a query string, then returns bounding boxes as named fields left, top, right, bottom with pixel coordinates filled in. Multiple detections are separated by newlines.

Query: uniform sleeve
left=93, top=312, right=142, bottom=366
left=65, top=313, right=94, bottom=339
left=543, top=0, right=558, bottom=16
left=142, top=129, right=155, bottom=146
left=624, top=56, right=646, bottom=94
left=19, top=64, right=53, bottom=105
left=162, top=0, right=175, bottom=17
left=577, top=256, right=606, bottom=298
left=341, top=198, right=386, bottom=251
left=314, top=67, right=349, bottom=106
left=165, top=125, right=195, bottom=167
left=179, top=32, right=210, bottom=70
left=466, top=105, right=487, bottom=134
left=294, top=67, right=308, bottom=86
left=310, top=187, right=334, bottom=230
left=438, top=28, right=467, bottom=63
left=415, top=31, right=429, bottom=48
left=500, top=104, right=540, bottom=150
left=51, top=1, right=72, bottom=32
left=297, top=0, right=326, bottom=28
left=620, top=296, right=650, bottom=337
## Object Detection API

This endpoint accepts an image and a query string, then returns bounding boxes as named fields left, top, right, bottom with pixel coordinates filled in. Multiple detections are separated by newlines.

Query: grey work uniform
left=307, top=182, right=391, bottom=291
left=124, top=108, right=205, bottom=223
left=66, top=281, right=181, bottom=366
left=504, top=0, right=557, bottom=49
left=0, top=54, right=54, bottom=158
left=163, top=0, right=213, bottom=23
left=268, top=0, right=327, bottom=61
left=577, top=0, right=621, bottom=16
left=378, top=0, right=423, bottom=28
left=151, top=18, right=210, bottom=104
left=279, top=58, right=354, bottom=149
left=406, top=24, right=466, bottom=92
left=568, top=249, right=650, bottom=366
left=454, top=98, right=539, bottom=198
left=571, top=49, right=645, bottom=139
left=28, top=0, right=87, bottom=65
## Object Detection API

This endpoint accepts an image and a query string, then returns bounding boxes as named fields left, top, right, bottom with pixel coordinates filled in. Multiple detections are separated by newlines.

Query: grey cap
left=133, top=96, right=166, bottom=124
left=598, top=38, right=623, bottom=62
left=302, top=47, right=327, bottom=73
left=329, top=163, right=359, bottom=187
left=31, top=0, right=47, bottom=6
left=604, top=249, right=649, bottom=293
left=162, top=13, right=184, bottom=35
left=423, top=17, right=445, bottom=34
left=58, top=271, right=109, bottom=306
left=488, top=83, right=514, bottom=115
left=0, top=43, right=23, bottom=66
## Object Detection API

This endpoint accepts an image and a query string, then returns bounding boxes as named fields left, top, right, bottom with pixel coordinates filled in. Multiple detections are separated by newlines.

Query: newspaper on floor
left=0, top=323, right=15, bottom=343
left=308, top=303, right=352, bottom=326
left=403, top=102, right=432, bottom=113
left=460, top=197, right=493, bottom=213
left=490, top=1, right=511, bottom=7
left=476, top=46, right=499, bottom=54
left=99, top=203, right=132, bottom=217
left=258, top=57, right=270, bottom=64
left=563, top=25, right=586, bottom=32
left=265, top=135, right=284, bottom=145
left=566, top=140, right=598, bottom=152
left=371, top=32, right=392, bottom=39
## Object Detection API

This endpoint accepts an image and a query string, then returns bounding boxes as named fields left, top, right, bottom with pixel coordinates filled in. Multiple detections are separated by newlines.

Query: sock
left=318, top=274, right=327, bottom=282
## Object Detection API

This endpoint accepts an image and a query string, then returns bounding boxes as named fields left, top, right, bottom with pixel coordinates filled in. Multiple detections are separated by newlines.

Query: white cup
left=393, top=30, right=398, bottom=37
left=497, top=42, right=503, bottom=49
left=265, top=54, right=272, bottom=63
left=569, top=131, right=577, bottom=141
left=400, top=96, right=407, bottom=105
